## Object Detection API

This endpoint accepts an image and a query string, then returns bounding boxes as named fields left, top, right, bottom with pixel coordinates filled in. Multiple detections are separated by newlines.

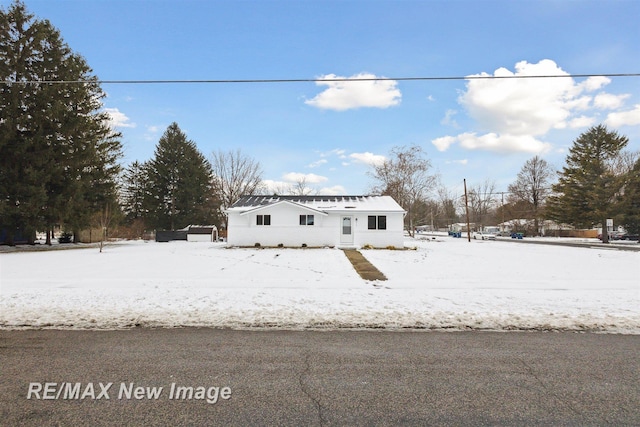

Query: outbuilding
left=226, top=195, right=406, bottom=248
left=156, top=225, right=218, bottom=242
left=186, top=225, right=218, bottom=242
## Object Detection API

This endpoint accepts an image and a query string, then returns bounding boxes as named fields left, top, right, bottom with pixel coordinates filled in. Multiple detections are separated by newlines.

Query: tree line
left=373, top=126, right=638, bottom=244
left=2, top=1, right=638, bottom=245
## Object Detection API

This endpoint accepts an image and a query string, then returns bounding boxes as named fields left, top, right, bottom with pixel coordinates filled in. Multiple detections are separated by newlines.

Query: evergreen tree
left=0, top=1, right=122, bottom=244
left=618, top=159, right=640, bottom=236
left=547, top=125, right=628, bottom=242
left=121, top=160, right=151, bottom=223
left=146, top=123, right=217, bottom=230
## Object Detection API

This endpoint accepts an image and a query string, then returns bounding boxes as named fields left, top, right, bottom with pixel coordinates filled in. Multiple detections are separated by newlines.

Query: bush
left=254, top=242, right=261, bottom=247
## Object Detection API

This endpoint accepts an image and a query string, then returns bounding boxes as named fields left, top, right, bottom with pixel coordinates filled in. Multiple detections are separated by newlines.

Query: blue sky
left=6, top=0, right=640, bottom=196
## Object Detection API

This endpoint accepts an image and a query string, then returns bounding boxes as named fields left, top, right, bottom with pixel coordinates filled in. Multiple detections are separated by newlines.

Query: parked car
left=618, top=233, right=639, bottom=241
left=598, top=231, right=625, bottom=241
left=472, top=231, right=496, bottom=240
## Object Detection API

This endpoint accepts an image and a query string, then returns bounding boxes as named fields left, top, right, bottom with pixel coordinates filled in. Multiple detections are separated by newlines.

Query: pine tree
left=0, top=1, right=122, bottom=244
left=121, top=161, right=151, bottom=222
left=618, top=159, right=640, bottom=236
left=547, top=125, right=628, bottom=242
left=146, top=123, right=217, bottom=230
left=0, top=2, right=49, bottom=243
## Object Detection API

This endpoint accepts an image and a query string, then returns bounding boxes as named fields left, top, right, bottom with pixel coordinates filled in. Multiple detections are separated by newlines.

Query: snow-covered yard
left=1, top=237, right=638, bottom=333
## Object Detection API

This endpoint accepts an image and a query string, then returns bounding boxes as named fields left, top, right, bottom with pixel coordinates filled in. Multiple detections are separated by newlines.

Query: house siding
left=227, top=196, right=405, bottom=248
left=228, top=203, right=334, bottom=247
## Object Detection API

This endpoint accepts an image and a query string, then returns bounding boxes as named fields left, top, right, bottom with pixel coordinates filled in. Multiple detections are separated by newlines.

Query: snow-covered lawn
left=1, top=237, right=638, bottom=333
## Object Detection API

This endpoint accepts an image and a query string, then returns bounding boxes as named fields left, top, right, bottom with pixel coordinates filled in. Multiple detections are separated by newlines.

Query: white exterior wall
left=227, top=203, right=334, bottom=247
left=227, top=203, right=404, bottom=248
left=350, top=212, right=405, bottom=248
left=187, top=234, right=214, bottom=242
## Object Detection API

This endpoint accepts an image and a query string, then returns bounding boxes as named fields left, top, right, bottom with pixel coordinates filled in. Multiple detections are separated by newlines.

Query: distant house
left=449, top=223, right=475, bottom=233
left=226, top=195, right=406, bottom=248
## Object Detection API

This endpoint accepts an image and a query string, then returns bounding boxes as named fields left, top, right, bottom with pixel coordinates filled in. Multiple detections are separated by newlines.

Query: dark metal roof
left=230, top=195, right=375, bottom=208
left=188, top=226, right=217, bottom=234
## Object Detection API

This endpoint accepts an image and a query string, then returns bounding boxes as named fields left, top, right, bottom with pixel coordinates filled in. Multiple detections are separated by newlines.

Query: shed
left=226, top=195, right=405, bottom=248
left=155, top=230, right=188, bottom=242
left=186, top=225, right=218, bottom=242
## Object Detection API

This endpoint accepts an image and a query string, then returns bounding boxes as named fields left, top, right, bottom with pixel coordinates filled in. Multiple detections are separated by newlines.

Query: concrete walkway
left=342, top=249, right=387, bottom=281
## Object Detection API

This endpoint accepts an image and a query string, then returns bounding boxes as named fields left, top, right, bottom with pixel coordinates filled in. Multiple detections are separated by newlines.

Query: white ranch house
left=226, top=195, right=406, bottom=248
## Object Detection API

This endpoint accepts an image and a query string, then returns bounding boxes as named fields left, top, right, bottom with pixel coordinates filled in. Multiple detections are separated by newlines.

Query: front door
left=340, top=216, right=354, bottom=245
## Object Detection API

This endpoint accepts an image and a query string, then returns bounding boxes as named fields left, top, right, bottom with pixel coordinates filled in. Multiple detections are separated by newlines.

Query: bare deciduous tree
left=211, top=149, right=264, bottom=223
left=466, top=180, right=496, bottom=228
left=507, top=155, right=553, bottom=235
left=436, top=185, right=460, bottom=228
left=289, top=176, right=316, bottom=196
left=92, top=203, right=115, bottom=253
left=607, top=150, right=639, bottom=176
left=370, top=145, right=438, bottom=236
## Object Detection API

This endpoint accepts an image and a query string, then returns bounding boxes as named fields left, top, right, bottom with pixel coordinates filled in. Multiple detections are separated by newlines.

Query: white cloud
left=568, top=116, right=596, bottom=129
left=432, top=136, right=457, bottom=152
left=349, top=152, right=386, bottom=166
left=577, top=76, right=610, bottom=92
left=261, top=180, right=290, bottom=194
left=445, top=159, right=468, bottom=165
left=307, top=159, right=328, bottom=168
left=441, top=109, right=458, bottom=127
left=144, top=125, right=162, bottom=141
left=457, top=132, right=551, bottom=154
left=282, top=172, right=328, bottom=184
left=434, top=59, right=635, bottom=154
left=605, top=104, right=640, bottom=127
left=318, top=185, right=347, bottom=195
left=459, top=59, right=579, bottom=136
left=262, top=177, right=344, bottom=196
left=321, top=148, right=346, bottom=158
left=305, top=73, right=401, bottom=111
left=104, top=108, right=135, bottom=128
left=594, top=93, right=630, bottom=110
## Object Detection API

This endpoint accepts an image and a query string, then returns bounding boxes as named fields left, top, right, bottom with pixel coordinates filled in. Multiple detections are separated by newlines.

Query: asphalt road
left=494, top=236, right=640, bottom=252
left=1, top=329, right=639, bottom=426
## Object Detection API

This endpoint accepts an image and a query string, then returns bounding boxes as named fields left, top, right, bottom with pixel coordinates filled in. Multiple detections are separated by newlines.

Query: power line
left=4, top=73, right=640, bottom=85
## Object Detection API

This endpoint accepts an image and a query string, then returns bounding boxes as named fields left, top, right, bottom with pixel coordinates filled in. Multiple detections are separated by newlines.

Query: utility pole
left=464, top=179, right=471, bottom=242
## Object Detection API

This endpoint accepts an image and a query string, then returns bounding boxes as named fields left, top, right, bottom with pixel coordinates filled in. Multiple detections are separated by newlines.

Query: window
left=368, top=216, right=376, bottom=230
left=299, top=214, right=314, bottom=226
left=342, top=217, right=352, bottom=235
left=368, top=215, right=387, bottom=230
left=378, top=215, right=386, bottom=230
left=256, top=214, right=271, bottom=226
